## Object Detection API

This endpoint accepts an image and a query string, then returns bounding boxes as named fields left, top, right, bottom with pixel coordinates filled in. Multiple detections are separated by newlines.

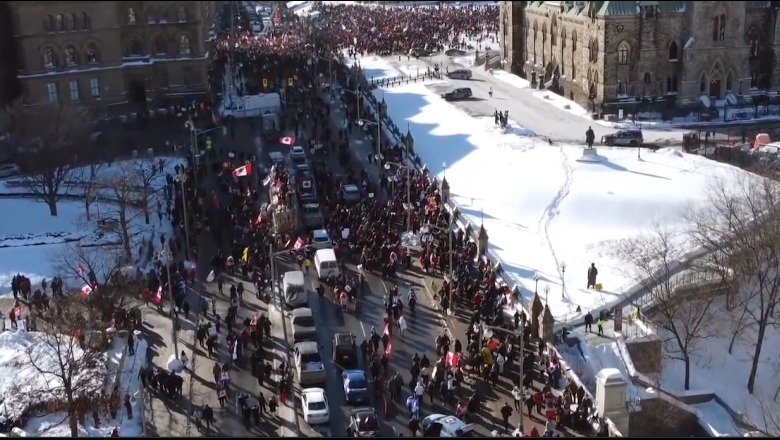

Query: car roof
left=294, top=341, right=319, bottom=352
left=268, top=151, right=284, bottom=158
left=343, top=183, right=359, bottom=191
left=351, top=407, right=376, bottom=417
left=312, top=229, right=329, bottom=239
left=344, top=369, right=365, bottom=379
left=291, top=307, right=313, bottom=317
left=292, top=145, right=304, bottom=150
left=303, top=203, right=320, bottom=209
left=302, top=387, right=326, bottom=399
left=334, top=332, right=353, bottom=344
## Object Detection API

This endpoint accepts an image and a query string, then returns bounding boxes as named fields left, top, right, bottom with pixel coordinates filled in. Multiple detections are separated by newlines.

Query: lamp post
left=357, top=119, right=381, bottom=155
left=176, top=170, right=192, bottom=261
left=544, top=284, right=550, bottom=306
left=421, top=219, right=455, bottom=287
left=561, top=262, right=567, bottom=298
left=185, top=119, right=224, bottom=171
left=379, top=158, right=412, bottom=231
left=162, top=244, right=180, bottom=360
left=533, top=271, right=540, bottom=294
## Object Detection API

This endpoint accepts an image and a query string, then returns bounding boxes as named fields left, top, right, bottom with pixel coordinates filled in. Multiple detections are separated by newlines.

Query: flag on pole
left=232, top=163, right=252, bottom=177
left=293, top=237, right=305, bottom=250
left=262, top=175, right=273, bottom=186
left=279, top=136, right=296, bottom=146
left=385, top=340, right=392, bottom=358
left=75, top=264, right=85, bottom=279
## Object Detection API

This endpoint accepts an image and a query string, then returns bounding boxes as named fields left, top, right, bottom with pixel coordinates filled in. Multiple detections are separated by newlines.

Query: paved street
left=379, top=54, right=687, bottom=146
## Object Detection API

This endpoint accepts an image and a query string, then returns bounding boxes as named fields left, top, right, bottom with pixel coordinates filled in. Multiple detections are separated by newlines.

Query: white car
left=290, top=146, right=307, bottom=163
left=312, top=229, right=331, bottom=250
left=0, top=163, right=20, bottom=179
left=302, top=387, right=330, bottom=425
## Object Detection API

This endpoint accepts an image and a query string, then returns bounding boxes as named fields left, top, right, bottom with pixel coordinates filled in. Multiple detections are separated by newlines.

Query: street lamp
left=379, top=157, right=412, bottom=231
left=420, top=219, right=456, bottom=287
left=176, top=170, right=192, bottom=261
left=357, top=119, right=381, bottom=155
left=544, top=284, right=550, bottom=305
left=533, top=271, right=540, bottom=294
left=560, top=262, right=567, bottom=298
left=185, top=120, right=225, bottom=165
left=161, top=244, right=180, bottom=360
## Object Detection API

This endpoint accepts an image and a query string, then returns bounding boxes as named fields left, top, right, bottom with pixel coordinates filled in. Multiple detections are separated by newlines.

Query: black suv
left=601, top=129, right=643, bottom=147
left=332, top=331, right=357, bottom=366
left=441, top=87, right=473, bottom=101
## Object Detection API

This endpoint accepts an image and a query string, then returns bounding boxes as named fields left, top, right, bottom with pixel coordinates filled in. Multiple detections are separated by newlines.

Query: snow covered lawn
left=344, top=52, right=402, bottom=80
left=493, top=70, right=530, bottom=89
left=375, top=80, right=753, bottom=323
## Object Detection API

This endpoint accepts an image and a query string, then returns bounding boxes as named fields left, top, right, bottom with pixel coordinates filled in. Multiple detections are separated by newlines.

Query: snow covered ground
left=659, top=295, right=780, bottom=436
left=0, top=157, right=184, bottom=297
left=375, top=78, right=750, bottom=323
left=347, top=53, right=403, bottom=80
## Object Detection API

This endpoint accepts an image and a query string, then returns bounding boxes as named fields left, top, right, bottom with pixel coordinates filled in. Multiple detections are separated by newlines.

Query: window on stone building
left=643, top=72, right=651, bottom=85
left=159, top=7, right=169, bottom=23
left=69, top=80, right=80, bottom=101
left=86, top=43, right=100, bottom=64
left=82, top=12, right=90, bottom=30
left=572, top=31, right=577, bottom=52
left=47, top=83, right=58, bottom=103
left=67, top=13, right=77, bottom=31
left=618, top=81, right=625, bottom=95
left=561, top=27, right=567, bottom=49
left=713, top=14, right=726, bottom=41
left=617, top=42, right=629, bottom=64
left=589, top=39, right=599, bottom=63
left=64, top=46, right=78, bottom=66
left=542, top=23, right=547, bottom=46
left=56, top=14, right=64, bottom=32
left=700, top=73, right=707, bottom=93
left=668, top=41, right=678, bottom=61
left=551, top=17, right=557, bottom=46
left=128, top=37, right=143, bottom=56
left=726, top=72, right=734, bottom=91
left=179, top=35, right=191, bottom=55
left=127, top=8, right=137, bottom=25
left=571, top=63, right=576, bottom=82
left=43, top=15, right=54, bottom=32
left=177, top=6, right=187, bottom=22
left=154, top=36, right=168, bottom=55
left=90, top=78, right=101, bottom=98
left=42, top=47, right=57, bottom=68
left=666, top=74, right=678, bottom=93
left=751, top=72, right=758, bottom=88
left=748, top=29, right=760, bottom=58
left=147, top=10, right=156, bottom=24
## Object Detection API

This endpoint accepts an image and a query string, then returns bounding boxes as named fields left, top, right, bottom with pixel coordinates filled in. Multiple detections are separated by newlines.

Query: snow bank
left=533, top=90, right=590, bottom=118
left=0, top=331, right=108, bottom=429
left=493, top=70, right=530, bottom=89
left=343, top=52, right=402, bottom=80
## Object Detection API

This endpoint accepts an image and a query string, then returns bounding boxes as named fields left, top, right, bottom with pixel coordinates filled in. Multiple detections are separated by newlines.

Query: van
left=314, top=248, right=340, bottom=280
left=282, top=270, right=307, bottom=308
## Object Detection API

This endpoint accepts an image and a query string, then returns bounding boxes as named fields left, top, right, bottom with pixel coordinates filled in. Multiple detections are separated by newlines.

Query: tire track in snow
left=538, top=146, right=574, bottom=293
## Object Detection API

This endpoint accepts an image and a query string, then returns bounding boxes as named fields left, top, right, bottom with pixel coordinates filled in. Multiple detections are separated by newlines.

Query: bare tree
left=12, top=104, right=90, bottom=216
left=54, top=242, right=124, bottom=290
left=686, top=170, right=780, bottom=394
left=617, top=227, right=716, bottom=390
left=94, top=161, right=145, bottom=262
left=133, top=157, right=165, bottom=225
left=24, top=299, right=109, bottom=438
left=77, top=163, right=103, bottom=222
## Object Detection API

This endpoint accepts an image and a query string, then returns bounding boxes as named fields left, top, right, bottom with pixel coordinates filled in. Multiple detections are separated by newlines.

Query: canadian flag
left=279, top=136, right=296, bottom=146
left=232, top=163, right=252, bottom=177
left=75, top=264, right=85, bottom=279
left=293, top=237, right=305, bottom=250
left=262, top=175, right=273, bottom=186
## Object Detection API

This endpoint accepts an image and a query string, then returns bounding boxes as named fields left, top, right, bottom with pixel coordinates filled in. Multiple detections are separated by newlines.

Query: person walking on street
left=500, top=402, right=513, bottom=431
left=597, top=316, right=605, bottom=336
left=584, top=311, right=593, bottom=333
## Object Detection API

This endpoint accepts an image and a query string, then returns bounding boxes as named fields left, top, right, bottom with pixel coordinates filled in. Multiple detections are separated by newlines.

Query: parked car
left=441, top=87, right=473, bottom=101
left=332, top=332, right=358, bottom=366
left=0, top=163, right=20, bottom=179
left=301, top=203, right=324, bottom=229
left=601, top=129, right=643, bottom=147
left=409, top=47, right=432, bottom=57
left=342, top=369, right=370, bottom=404
left=268, top=151, right=285, bottom=164
left=347, top=407, right=380, bottom=437
left=302, top=388, right=330, bottom=425
left=421, top=414, right=476, bottom=437
left=290, top=307, right=317, bottom=343
left=290, top=145, right=307, bottom=163
left=446, top=69, right=472, bottom=80
left=311, top=229, right=332, bottom=250
left=340, top=183, right=362, bottom=202
left=294, top=341, right=326, bottom=386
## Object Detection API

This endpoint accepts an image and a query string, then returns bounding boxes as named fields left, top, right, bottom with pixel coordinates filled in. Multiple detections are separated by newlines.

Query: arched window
left=128, top=37, right=143, bottom=56
left=56, top=14, right=65, bottom=32
left=43, top=15, right=54, bottom=32
left=572, top=30, right=577, bottom=52
left=177, top=6, right=187, bottom=22
left=726, top=71, right=734, bottom=91
left=81, top=12, right=90, bottom=30
left=67, top=13, right=77, bottom=31
left=700, top=73, right=707, bottom=93
left=571, top=63, right=576, bottom=82
left=158, top=7, right=169, bottom=23
left=542, top=22, right=547, bottom=45
left=42, top=46, right=58, bottom=68
left=154, top=35, right=168, bottom=55
left=643, top=72, right=651, bottom=84
left=179, top=35, right=191, bottom=55
left=617, top=41, right=630, bottom=64
left=668, top=41, right=679, bottom=61
left=551, top=17, right=557, bottom=46
left=748, top=28, right=760, bottom=58
left=590, top=39, right=599, bottom=63
left=86, top=43, right=99, bottom=64
left=561, top=27, right=567, bottom=49
left=64, top=45, right=78, bottom=66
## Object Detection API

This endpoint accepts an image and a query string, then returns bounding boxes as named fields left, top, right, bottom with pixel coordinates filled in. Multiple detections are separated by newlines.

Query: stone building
left=499, top=1, right=780, bottom=114
left=8, top=1, right=213, bottom=109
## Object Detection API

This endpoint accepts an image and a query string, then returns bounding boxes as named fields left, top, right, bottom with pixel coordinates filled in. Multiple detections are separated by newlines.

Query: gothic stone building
left=500, top=1, right=780, bottom=113
left=9, top=1, right=213, bottom=108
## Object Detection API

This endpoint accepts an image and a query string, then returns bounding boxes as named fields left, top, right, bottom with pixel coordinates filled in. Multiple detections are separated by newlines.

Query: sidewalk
left=265, top=292, right=298, bottom=437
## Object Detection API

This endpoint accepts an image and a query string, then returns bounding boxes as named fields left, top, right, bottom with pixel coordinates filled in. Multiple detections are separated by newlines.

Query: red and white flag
left=262, top=175, right=273, bottom=186
left=383, top=323, right=391, bottom=337
left=232, top=163, right=252, bottom=177
left=75, top=264, right=85, bottom=279
left=293, top=236, right=305, bottom=250
left=385, top=340, right=392, bottom=358
left=279, top=136, right=296, bottom=146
